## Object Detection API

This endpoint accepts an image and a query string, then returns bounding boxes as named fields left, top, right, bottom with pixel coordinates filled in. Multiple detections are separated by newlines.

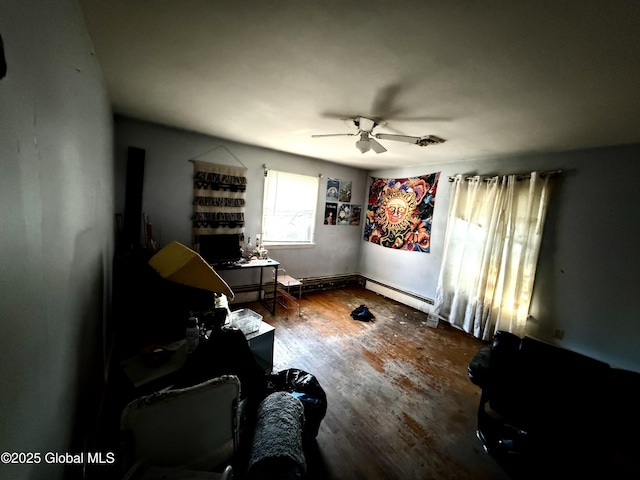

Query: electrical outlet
left=553, top=328, right=564, bottom=340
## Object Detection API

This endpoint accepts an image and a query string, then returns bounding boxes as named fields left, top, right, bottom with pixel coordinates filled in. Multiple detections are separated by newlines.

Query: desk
left=120, top=322, right=275, bottom=391
left=215, top=258, right=280, bottom=314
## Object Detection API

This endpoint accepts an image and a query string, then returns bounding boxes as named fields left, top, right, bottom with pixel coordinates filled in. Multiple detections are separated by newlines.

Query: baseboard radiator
left=363, top=278, right=435, bottom=315
left=230, top=274, right=440, bottom=319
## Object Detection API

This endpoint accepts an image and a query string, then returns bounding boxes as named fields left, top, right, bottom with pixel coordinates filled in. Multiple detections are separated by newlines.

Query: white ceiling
left=79, top=0, right=640, bottom=169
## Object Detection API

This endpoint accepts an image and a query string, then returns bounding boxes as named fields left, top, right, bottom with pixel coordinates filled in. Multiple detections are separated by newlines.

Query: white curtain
left=434, top=172, right=552, bottom=340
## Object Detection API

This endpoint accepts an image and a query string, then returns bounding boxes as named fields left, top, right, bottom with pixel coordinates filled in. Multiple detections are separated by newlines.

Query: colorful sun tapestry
left=364, top=172, right=440, bottom=252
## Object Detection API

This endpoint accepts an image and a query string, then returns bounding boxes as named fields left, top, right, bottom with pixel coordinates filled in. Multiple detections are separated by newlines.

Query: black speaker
left=123, top=146, right=145, bottom=251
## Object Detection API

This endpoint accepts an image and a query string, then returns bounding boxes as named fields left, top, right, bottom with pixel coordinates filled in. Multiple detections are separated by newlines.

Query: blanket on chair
left=248, top=391, right=306, bottom=479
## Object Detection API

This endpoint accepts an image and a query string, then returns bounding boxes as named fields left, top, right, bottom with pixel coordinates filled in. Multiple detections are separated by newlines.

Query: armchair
left=469, top=331, right=640, bottom=477
left=120, top=375, right=240, bottom=474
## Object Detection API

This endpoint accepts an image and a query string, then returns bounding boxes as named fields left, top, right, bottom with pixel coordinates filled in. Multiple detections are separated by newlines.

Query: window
left=262, top=170, right=319, bottom=245
left=434, top=173, right=553, bottom=339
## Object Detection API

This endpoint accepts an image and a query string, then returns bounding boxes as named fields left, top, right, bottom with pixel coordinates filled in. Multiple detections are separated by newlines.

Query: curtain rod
left=447, top=170, right=561, bottom=183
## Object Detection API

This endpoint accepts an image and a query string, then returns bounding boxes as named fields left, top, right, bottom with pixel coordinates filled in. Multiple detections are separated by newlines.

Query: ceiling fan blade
left=320, top=112, right=356, bottom=120
left=389, top=115, right=452, bottom=122
left=311, top=133, right=356, bottom=138
left=369, top=137, right=387, bottom=154
left=417, top=135, right=446, bottom=146
left=374, top=133, right=421, bottom=144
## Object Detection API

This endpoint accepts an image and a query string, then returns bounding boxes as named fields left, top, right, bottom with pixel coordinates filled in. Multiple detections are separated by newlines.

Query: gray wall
left=115, top=117, right=640, bottom=372
left=0, top=1, right=114, bottom=479
left=363, top=144, right=640, bottom=371
left=113, top=116, right=368, bottom=287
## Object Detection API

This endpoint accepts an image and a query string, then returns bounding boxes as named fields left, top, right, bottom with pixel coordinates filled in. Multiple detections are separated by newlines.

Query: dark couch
left=468, top=331, right=640, bottom=478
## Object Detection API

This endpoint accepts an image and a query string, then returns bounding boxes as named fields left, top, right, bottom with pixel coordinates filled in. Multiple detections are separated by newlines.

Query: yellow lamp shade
left=148, top=241, right=234, bottom=300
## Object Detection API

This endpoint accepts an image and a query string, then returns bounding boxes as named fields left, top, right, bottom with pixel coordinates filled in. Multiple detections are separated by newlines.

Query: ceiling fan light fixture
left=357, top=116, right=376, bottom=132
left=313, top=116, right=444, bottom=154
left=355, top=133, right=371, bottom=154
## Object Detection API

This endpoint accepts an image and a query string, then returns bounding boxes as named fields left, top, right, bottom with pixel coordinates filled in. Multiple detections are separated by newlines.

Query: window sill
left=263, top=243, right=315, bottom=249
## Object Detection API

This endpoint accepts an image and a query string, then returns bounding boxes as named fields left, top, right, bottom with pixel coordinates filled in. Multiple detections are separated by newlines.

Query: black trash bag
left=173, top=327, right=267, bottom=406
left=265, top=368, right=327, bottom=440
left=468, top=345, right=491, bottom=387
left=350, top=304, right=373, bottom=321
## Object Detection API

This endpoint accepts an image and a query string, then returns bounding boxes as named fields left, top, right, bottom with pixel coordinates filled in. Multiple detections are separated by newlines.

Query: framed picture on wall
left=339, top=181, right=352, bottom=202
left=349, top=205, right=362, bottom=226
left=324, top=202, right=337, bottom=225
left=326, top=178, right=340, bottom=202
left=337, top=204, right=351, bottom=225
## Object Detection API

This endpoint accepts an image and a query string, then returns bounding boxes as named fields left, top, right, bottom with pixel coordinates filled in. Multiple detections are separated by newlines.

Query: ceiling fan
left=312, top=116, right=445, bottom=154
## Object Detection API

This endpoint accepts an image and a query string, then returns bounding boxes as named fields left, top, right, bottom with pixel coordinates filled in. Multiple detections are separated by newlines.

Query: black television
left=198, top=234, right=242, bottom=265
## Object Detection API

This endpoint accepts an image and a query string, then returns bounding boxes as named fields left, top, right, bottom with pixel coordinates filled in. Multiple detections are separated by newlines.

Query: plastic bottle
left=245, top=237, right=254, bottom=258
left=186, top=313, right=200, bottom=354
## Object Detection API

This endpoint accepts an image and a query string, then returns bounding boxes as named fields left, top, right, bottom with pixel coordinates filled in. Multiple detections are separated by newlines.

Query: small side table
left=245, top=322, right=275, bottom=374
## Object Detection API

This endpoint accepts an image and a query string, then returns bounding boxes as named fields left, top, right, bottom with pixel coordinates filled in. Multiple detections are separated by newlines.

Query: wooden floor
left=235, top=286, right=513, bottom=480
